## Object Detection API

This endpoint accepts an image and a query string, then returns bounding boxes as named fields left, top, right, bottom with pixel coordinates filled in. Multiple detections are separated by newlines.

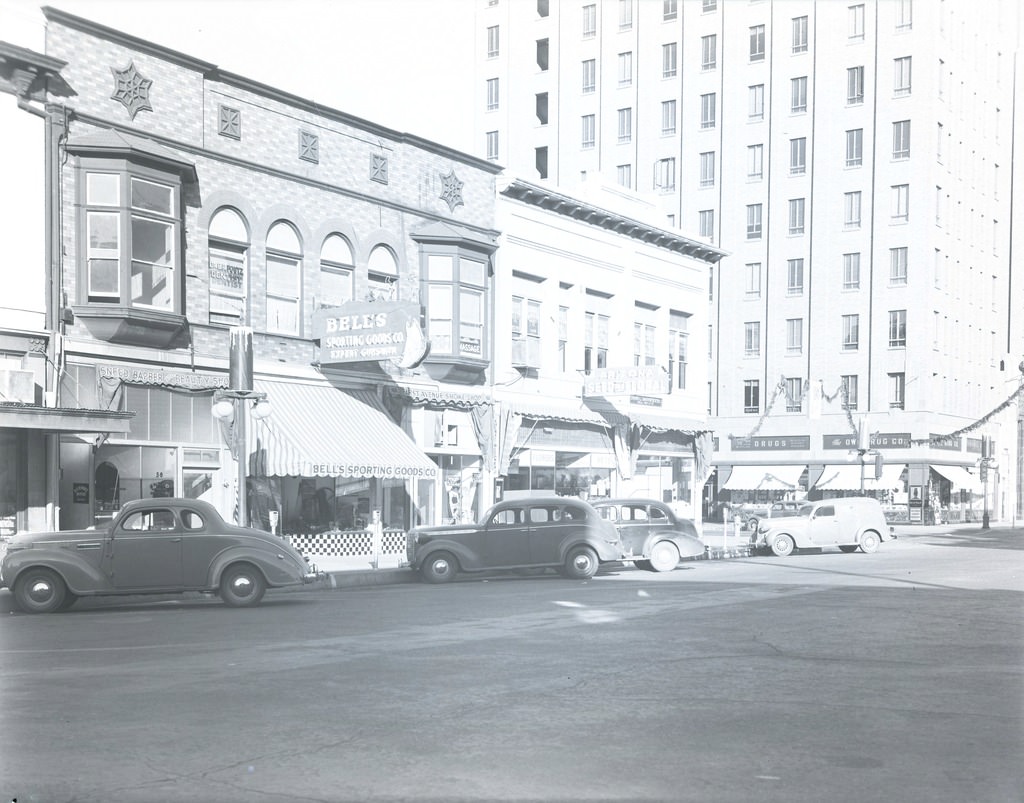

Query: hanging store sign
left=313, top=301, right=425, bottom=366
left=583, top=366, right=669, bottom=398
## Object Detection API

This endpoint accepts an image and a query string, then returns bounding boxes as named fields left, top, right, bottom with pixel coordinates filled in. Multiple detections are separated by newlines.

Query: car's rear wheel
left=219, top=563, right=266, bottom=607
left=769, top=534, right=795, bottom=557
left=563, top=546, right=599, bottom=580
left=58, top=592, right=79, bottom=611
left=859, top=531, right=881, bottom=554
left=838, top=545, right=859, bottom=553
left=421, top=551, right=458, bottom=584
left=648, top=541, right=680, bottom=572
left=13, top=567, right=68, bottom=614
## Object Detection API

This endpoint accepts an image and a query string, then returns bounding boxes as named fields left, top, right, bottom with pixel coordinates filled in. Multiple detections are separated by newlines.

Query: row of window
left=80, top=162, right=494, bottom=361
left=741, top=249, right=909, bottom=298
left=488, top=0, right=910, bottom=45
left=509, top=295, right=691, bottom=388
left=485, top=59, right=909, bottom=118
left=742, top=373, right=906, bottom=414
left=742, top=309, right=908, bottom=359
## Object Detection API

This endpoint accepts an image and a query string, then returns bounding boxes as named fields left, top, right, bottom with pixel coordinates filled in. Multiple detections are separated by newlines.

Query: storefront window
left=0, top=431, right=22, bottom=535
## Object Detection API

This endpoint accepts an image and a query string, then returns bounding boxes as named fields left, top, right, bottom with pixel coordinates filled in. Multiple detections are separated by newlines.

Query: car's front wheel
left=219, top=563, right=267, bottom=607
left=421, top=551, right=458, bottom=584
left=859, top=531, right=881, bottom=554
left=13, top=567, right=68, bottom=614
left=648, top=541, right=680, bottom=572
left=838, top=545, right=859, bottom=553
left=632, top=559, right=652, bottom=571
left=562, top=546, right=599, bottom=580
left=769, top=534, right=795, bottom=557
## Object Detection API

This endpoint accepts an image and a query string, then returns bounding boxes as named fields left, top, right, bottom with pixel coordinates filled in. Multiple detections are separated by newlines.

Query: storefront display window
left=0, top=431, right=22, bottom=536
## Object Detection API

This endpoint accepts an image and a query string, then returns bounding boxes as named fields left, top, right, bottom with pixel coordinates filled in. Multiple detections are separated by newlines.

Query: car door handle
left=76, top=542, right=102, bottom=550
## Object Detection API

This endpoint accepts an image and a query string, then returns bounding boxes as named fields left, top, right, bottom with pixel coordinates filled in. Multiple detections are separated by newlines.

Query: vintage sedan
left=0, top=498, right=322, bottom=613
left=592, top=498, right=707, bottom=572
left=407, top=496, right=623, bottom=583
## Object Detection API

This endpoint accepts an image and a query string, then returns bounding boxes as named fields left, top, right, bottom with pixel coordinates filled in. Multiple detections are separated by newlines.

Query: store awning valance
left=813, top=464, right=905, bottom=491
left=721, top=465, right=804, bottom=491
left=931, top=464, right=983, bottom=493
left=0, top=403, right=134, bottom=433
left=247, top=380, right=438, bottom=479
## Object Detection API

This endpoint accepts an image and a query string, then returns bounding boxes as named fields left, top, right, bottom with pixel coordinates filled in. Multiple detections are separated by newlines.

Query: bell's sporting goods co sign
left=312, top=301, right=427, bottom=367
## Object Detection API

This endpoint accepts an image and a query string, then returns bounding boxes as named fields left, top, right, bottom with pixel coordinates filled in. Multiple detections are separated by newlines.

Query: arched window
left=266, top=221, right=302, bottom=335
left=367, top=245, right=399, bottom=301
left=320, top=234, right=354, bottom=308
left=208, top=207, right=249, bottom=326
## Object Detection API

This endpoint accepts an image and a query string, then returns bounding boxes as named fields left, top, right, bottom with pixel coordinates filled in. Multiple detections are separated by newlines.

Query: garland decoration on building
left=909, top=382, right=1024, bottom=445
left=731, top=378, right=864, bottom=444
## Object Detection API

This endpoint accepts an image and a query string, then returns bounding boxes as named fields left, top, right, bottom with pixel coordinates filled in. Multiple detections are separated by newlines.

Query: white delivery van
left=751, top=497, right=895, bottom=556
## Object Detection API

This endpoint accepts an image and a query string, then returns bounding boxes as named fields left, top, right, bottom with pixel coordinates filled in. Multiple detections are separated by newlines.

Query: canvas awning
left=246, top=380, right=438, bottom=479
left=931, top=464, right=983, bottom=494
left=0, top=403, right=134, bottom=433
left=813, top=463, right=905, bottom=491
left=721, top=464, right=804, bottom=491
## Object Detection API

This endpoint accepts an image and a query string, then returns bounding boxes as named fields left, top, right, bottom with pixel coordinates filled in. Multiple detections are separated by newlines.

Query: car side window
left=562, top=506, right=585, bottom=521
left=530, top=507, right=554, bottom=523
left=490, top=509, right=522, bottom=526
left=121, top=510, right=176, bottom=532
left=649, top=507, right=668, bottom=522
left=625, top=506, right=648, bottom=522
left=598, top=506, right=617, bottom=521
left=181, top=510, right=205, bottom=530
left=816, top=506, right=835, bottom=518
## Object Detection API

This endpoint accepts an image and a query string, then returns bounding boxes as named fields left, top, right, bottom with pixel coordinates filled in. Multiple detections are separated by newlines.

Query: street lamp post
left=211, top=327, right=270, bottom=527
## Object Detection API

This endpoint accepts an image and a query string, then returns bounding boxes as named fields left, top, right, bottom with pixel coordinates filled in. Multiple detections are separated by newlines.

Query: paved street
left=1, top=527, right=1021, bottom=803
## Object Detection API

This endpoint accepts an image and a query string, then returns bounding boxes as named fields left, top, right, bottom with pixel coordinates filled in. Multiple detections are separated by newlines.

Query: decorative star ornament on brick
left=439, top=169, right=464, bottom=212
left=110, top=62, right=153, bottom=120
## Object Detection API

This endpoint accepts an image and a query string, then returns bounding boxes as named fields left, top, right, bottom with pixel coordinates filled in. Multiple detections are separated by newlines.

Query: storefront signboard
left=583, top=366, right=669, bottom=397
left=823, top=432, right=912, bottom=450
left=731, top=435, right=810, bottom=451
left=312, top=301, right=424, bottom=365
left=931, top=433, right=963, bottom=451
left=97, top=364, right=228, bottom=390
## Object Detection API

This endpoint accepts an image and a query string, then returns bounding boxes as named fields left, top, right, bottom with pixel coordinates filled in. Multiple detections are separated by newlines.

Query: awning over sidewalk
left=931, top=464, right=983, bottom=493
left=0, top=403, right=134, bottom=433
left=813, top=463, right=905, bottom=491
left=247, top=380, right=438, bottom=479
left=721, top=464, right=804, bottom=491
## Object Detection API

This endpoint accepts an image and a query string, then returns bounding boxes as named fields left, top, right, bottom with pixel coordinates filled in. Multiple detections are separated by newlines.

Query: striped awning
left=931, top=464, right=983, bottom=493
left=246, top=380, right=438, bottom=479
left=721, top=465, right=804, bottom=491
left=813, top=464, right=905, bottom=491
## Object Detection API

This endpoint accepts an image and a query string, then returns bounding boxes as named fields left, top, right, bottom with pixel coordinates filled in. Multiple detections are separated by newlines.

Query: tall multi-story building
left=475, top=0, right=1022, bottom=524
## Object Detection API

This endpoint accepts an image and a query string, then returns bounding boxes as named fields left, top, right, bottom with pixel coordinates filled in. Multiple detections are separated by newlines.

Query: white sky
left=0, top=0, right=479, bottom=152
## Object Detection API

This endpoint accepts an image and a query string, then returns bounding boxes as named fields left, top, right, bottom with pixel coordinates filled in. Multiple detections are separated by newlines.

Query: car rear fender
left=1, top=546, right=116, bottom=595
left=559, top=533, right=622, bottom=562
left=207, top=546, right=300, bottom=589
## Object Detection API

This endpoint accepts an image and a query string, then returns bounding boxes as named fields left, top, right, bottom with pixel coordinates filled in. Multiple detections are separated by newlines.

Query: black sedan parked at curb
left=407, top=496, right=623, bottom=583
left=0, top=498, right=323, bottom=613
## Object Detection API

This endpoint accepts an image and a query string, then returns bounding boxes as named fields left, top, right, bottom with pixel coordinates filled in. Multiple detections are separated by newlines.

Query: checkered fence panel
left=287, top=529, right=407, bottom=558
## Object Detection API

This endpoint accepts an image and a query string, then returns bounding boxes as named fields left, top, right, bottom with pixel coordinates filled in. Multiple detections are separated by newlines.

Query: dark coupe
left=0, top=498, right=321, bottom=613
